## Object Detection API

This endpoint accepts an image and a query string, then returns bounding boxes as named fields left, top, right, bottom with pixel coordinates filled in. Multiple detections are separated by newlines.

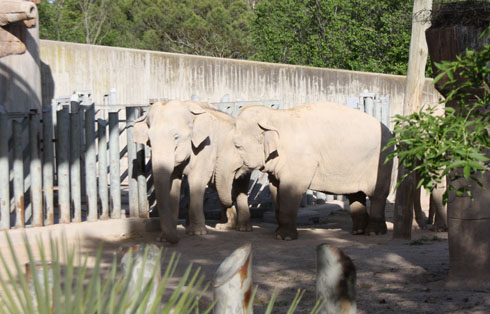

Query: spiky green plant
left=0, top=233, right=324, bottom=314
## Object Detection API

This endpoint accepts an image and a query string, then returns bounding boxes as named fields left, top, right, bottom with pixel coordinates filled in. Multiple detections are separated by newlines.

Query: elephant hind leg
left=366, top=196, right=388, bottom=235
left=347, top=192, right=369, bottom=235
left=215, top=205, right=237, bottom=231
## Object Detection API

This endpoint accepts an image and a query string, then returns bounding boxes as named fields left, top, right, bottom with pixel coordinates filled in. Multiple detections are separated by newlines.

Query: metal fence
left=0, top=92, right=390, bottom=230
left=0, top=90, right=150, bottom=230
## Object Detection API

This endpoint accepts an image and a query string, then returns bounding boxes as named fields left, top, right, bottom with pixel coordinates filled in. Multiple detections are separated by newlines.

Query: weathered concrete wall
left=39, top=40, right=441, bottom=120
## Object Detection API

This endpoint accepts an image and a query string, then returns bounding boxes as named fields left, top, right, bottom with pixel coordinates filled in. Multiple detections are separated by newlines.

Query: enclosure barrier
left=0, top=91, right=150, bottom=230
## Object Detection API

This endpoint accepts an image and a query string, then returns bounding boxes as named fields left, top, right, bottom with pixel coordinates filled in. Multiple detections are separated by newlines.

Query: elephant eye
left=234, top=142, right=242, bottom=150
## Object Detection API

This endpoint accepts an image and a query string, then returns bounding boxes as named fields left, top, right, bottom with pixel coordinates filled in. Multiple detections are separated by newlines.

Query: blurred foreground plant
left=0, top=233, right=323, bottom=314
left=385, top=26, right=490, bottom=203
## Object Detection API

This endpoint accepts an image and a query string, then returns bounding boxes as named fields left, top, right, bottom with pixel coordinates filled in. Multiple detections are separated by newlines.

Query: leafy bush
left=385, top=26, right=490, bottom=203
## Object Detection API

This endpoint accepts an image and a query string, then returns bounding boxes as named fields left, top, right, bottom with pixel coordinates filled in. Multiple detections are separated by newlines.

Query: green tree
left=251, top=0, right=416, bottom=75
left=128, top=0, right=255, bottom=58
left=385, top=27, right=490, bottom=202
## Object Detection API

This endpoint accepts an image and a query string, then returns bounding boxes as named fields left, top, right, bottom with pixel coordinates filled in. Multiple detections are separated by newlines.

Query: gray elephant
left=233, top=102, right=393, bottom=240
left=134, top=100, right=251, bottom=243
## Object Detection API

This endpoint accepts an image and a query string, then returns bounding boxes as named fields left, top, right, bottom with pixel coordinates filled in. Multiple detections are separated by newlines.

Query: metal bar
left=0, top=111, right=9, bottom=230
left=381, top=95, right=390, bottom=127
left=364, top=96, right=374, bottom=117
left=85, top=103, right=98, bottom=221
left=374, top=97, right=382, bottom=121
left=136, top=109, right=149, bottom=218
left=97, top=119, right=109, bottom=220
left=57, top=107, right=70, bottom=223
left=109, top=112, right=121, bottom=218
left=29, top=112, right=43, bottom=227
left=70, top=97, right=82, bottom=222
left=126, top=107, right=139, bottom=217
left=136, top=143, right=149, bottom=217
left=13, top=119, right=25, bottom=228
left=42, top=107, right=54, bottom=225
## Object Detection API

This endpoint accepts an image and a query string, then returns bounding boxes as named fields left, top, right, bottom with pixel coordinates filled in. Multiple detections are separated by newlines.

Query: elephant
left=134, top=100, right=252, bottom=243
left=233, top=102, right=393, bottom=240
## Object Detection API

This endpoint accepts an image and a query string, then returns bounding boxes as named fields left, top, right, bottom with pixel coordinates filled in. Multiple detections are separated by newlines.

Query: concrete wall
left=40, top=40, right=441, bottom=121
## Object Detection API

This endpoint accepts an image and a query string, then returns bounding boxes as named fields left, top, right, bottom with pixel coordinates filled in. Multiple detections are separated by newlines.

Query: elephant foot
left=215, top=222, right=236, bottom=231
left=237, top=223, right=253, bottom=232
left=185, top=224, right=209, bottom=236
left=365, top=218, right=387, bottom=235
left=156, top=232, right=179, bottom=244
left=415, top=214, right=428, bottom=230
left=351, top=212, right=369, bottom=235
left=275, top=226, right=298, bottom=241
left=429, top=223, right=448, bottom=232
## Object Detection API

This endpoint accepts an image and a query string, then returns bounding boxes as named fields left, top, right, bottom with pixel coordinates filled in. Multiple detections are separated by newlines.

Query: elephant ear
left=189, top=104, right=213, bottom=148
left=258, top=121, right=279, bottom=159
left=133, top=117, right=149, bottom=145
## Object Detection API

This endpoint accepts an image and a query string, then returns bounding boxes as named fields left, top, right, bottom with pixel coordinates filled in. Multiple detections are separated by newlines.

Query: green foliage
left=0, top=233, right=214, bottom=314
left=251, top=0, right=416, bottom=75
left=385, top=27, right=490, bottom=203
left=0, top=233, right=324, bottom=313
left=38, top=0, right=430, bottom=75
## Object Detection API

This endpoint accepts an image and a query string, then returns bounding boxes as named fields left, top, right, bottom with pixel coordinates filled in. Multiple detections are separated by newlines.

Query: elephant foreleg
left=430, top=185, right=447, bottom=232
left=413, top=186, right=428, bottom=229
left=235, top=174, right=252, bottom=232
left=347, top=192, right=369, bottom=235
left=275, top=179, right=306, bottom=241
left=366, top=196, right=388, bottom=235
left=186, top=176, right=208, bottom=236
left=155, top=175, right=181, bottom=244
left=268, top=175, right=279, bottom=218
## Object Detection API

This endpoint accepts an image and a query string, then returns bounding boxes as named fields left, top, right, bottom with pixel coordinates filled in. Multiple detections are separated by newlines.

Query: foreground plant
left=0, top=233, right=323, bottom=314
left=385, top=26, right=490, bottom=203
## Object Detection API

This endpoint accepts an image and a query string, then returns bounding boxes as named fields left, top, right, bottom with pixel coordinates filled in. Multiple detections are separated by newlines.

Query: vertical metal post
left=315, top=192, right=326, bottom=204
left=70, top=95, right=82, bottom=222
left=29, top=111, right=43, bottom=227
left=84, top=101, right=97, bottom=221
left=0, top=110, right=9, bottom=230
left=381, top=95, right=390, bottom=128
left=109, top=111, right=121, bottom=218
left=126, top=107, right=139, bottom=217
left=363, top=95, right=374, bottom=117
left=42, top=107, right=54, bottom=225
left=57, top=106, right=70, bottom=223
left=136, top=109, right=149, bottom=218
left=13, top=119, right=24, bottom=228
left=373, top=97, right=382, bottom=122
left=97, top=119, right=109, bottom=220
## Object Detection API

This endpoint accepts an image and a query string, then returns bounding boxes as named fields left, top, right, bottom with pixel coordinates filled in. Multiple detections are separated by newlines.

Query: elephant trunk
left=151, top=140, right=179, bottom=243
left=215, top=138, right=243, bottom=207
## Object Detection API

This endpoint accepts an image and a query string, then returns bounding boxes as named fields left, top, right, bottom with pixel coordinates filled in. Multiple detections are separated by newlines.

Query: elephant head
left=233, top=105, right=280, bottom=175
left=133, top=100, right=215, bottom=243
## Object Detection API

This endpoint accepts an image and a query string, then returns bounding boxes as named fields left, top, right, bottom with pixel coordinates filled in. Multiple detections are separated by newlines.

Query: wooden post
left=393, top=0, right=432, bottom=239
left=316, top=244, right=356, bottom=314
left=213, top=243, right=253, bottom=314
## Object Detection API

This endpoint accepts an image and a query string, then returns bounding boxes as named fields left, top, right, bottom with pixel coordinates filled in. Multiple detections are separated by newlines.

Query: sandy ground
left=2, top=204, right=490, bottom=313
left=85, top=206, right=489, bottom=314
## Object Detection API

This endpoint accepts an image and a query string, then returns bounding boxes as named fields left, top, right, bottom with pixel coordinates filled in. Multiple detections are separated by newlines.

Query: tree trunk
left=393, top=0, right=432, bottom=239
left=426, top=22, right=490, bottom=285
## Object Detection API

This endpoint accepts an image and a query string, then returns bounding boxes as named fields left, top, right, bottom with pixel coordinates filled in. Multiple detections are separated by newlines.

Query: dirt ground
left=2, top=203, right=490, bottom=314
left=73, top=204, right=489, bottom=314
